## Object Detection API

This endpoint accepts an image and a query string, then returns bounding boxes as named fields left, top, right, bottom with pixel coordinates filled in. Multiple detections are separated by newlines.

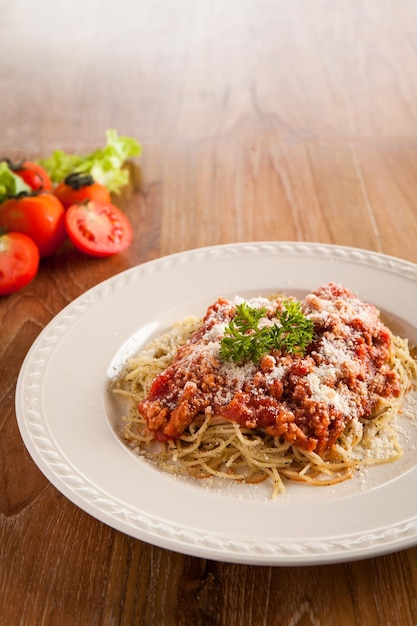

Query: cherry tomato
left=65, top=200, right=132, bottom=257
left=54, top=173, right=111, bottom=210
left=0, top=232, right=39, bottom=296
left=0, top=191, right=66, bottom=257
left=3, top=159, right=52, bottom=192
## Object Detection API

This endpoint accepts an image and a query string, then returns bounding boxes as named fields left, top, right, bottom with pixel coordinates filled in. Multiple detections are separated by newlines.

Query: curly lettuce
left=0, top=161, right=31, bottom=203
left=38, top=129, right=141, bottom=194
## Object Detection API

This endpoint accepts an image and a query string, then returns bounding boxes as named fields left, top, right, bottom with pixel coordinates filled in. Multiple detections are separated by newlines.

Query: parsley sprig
left=219, top=300, right=314, bottom=365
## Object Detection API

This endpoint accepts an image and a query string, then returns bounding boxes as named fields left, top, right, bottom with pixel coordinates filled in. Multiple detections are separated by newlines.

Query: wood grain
left=2, top=0, right=417, bottom=624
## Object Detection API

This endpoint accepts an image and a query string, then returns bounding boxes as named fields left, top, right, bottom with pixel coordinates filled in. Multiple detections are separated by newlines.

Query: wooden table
left=2, top=1, right=417, bottom=624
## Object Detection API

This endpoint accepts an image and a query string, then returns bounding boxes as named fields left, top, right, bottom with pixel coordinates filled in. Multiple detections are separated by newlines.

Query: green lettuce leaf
left=38, top=129, right=141, bottom=193
left=0, top=161, right=31, bottom=203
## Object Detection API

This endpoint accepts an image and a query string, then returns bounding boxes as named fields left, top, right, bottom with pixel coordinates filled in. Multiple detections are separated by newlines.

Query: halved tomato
left=65, top=200, right=132, bottom=257
left=54, top=173, right=111, bottom=210
left=0, top=232, right=40, bottom=296
left=0, top=191, right=66, bottom=257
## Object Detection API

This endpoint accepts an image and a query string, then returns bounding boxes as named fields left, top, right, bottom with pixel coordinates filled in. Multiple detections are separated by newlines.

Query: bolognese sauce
left=138, top=284, right=402, bottom=455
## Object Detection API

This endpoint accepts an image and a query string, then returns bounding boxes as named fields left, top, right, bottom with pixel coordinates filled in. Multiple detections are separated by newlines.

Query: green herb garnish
left=219, top=299, right=314, bottom=365
left=219, top=302, right=271, bottom=365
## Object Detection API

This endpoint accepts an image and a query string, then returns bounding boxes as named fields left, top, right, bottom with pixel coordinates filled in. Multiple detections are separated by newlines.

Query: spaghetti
left=113, top=283, right=417, bottom=497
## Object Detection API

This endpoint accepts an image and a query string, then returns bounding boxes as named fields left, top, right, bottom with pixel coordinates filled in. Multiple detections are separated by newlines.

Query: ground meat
left=138, top=284, right=401, bottom=453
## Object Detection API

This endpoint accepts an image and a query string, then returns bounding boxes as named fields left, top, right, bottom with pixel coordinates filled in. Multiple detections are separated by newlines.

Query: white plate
left=15, top=242, right=417, bottom=566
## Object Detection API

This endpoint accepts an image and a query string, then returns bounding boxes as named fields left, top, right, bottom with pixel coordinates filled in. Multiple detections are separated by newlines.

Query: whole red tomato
left=3, top=159, right=52, bottom=191
left=0, top=191, right=66, bottom=257
left=54, top=173, right=111, bottom=210
left=0, top=232, right=40, bottom=296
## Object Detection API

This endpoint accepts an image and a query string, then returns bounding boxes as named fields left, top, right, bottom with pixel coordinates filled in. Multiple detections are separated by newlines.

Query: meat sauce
left=138, top=284, right=401, bottom=454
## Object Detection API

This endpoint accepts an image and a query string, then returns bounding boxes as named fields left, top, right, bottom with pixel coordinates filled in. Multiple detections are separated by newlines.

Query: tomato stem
left=64, top=172, right=95, bottom=189
left=0, top=157, right=25, bottom=170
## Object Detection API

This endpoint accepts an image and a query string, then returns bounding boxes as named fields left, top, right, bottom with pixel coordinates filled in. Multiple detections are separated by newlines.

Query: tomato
left=54, top=173, right=111, bottom=210
left=4, top=159, right=52, bottom=192
left=0, top=232, right=39, bottom=296
left=65, top=200, right=132, bottom=257
left=0, top=191, right=66, bottom=257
